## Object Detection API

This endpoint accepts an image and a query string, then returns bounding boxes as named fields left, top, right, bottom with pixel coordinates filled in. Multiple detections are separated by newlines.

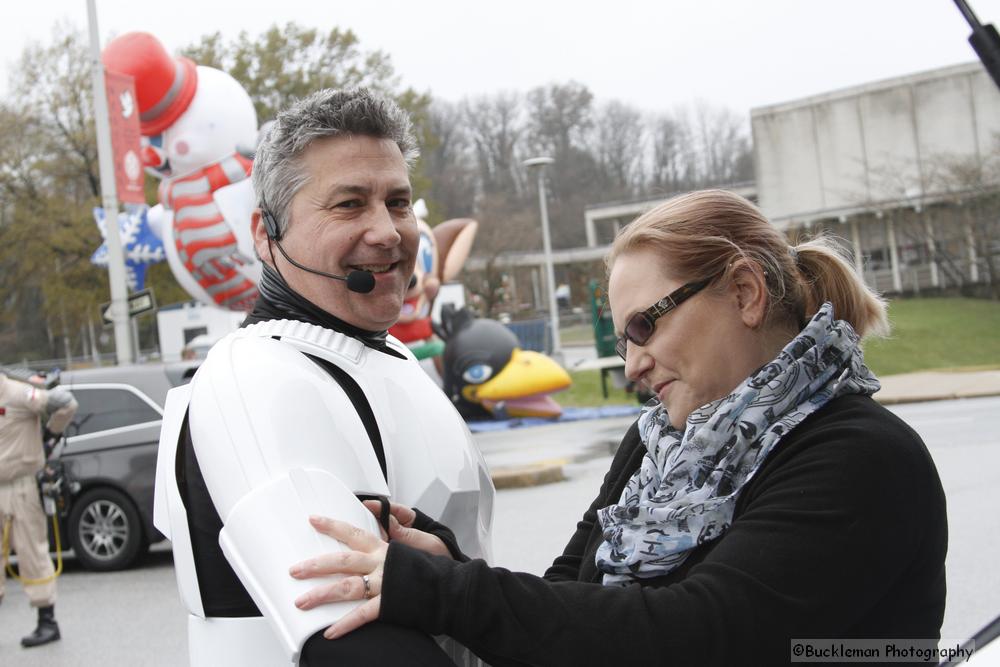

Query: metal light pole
left=87, top=0, right=134, bottom=364
left=523, top=156, right=561, bottom=362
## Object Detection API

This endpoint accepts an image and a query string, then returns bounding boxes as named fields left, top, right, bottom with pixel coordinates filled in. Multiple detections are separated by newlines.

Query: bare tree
left=592, top=100, right=645, bottom=199
left=423, top=100, right=476, bottom=221
left=463, top=92, right=524, bottom=198
left=646, top=103, right=753, bottom=195
left=689, top=101, right=753, bottom=185
left=523, top=82, right=602, bottom=248
left=847, top=147, right=1000, bottom=297
left=462, top=195, right=540, bottom=318
left=11, top=23, right=100, bottom=200
left=930, top=148, right=1000, bottom=297
left=647, top=111, right=695, bottom=194
left=524, top=81, right=594, bottom=158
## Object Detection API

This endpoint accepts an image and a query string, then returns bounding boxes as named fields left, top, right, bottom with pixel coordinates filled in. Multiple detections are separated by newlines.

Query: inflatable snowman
left=102, top=32, right=260, bottom=311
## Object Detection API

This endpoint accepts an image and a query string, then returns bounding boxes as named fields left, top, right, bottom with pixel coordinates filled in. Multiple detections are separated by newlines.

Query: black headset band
left=261, top=206, right=281, bottom=241
left=257, top=192, right=282, bottom=241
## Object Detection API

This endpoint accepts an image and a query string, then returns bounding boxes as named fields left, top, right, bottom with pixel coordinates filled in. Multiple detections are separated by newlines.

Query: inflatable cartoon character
left=437, top=305, right=572, bottom=420
left=389, top=200, right=477, bottom=379
left=102, top=33, right=260, bottom=311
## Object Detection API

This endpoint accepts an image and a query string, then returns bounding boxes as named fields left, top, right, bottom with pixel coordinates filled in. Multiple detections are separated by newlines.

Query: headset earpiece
left=262, top=208, right=281, bottom=241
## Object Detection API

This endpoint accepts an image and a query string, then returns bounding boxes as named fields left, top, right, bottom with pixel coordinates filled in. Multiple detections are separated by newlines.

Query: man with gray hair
left=0, top=366, right=77, bottom=648
left=155, top=88, right=493, bottom=666
left=247, top=87, right=420, bottom=331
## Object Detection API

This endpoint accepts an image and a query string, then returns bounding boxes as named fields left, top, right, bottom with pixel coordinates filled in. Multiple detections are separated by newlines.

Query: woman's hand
left=289, top=516, right=385, bottom=639
left=361, top=500, right=453, bottom=559
left=289, top=506, right=456, bottom=640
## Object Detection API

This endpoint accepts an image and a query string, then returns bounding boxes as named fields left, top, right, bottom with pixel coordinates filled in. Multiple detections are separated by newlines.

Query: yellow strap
left=1, top=512, right=62, bottom=585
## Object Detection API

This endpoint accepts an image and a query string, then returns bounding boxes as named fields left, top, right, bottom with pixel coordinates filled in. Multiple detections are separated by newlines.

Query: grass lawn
left=557, top=297, right=1000, bottom=407
left=557, top=368, right=636, bottom=407
left=862, top=297, right=1000, bottom=376
left=559, top=323, right=596, bottom=346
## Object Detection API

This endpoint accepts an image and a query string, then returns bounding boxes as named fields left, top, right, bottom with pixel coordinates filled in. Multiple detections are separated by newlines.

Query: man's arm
left=186, top=334, right=392, bottom=661
left=4, top=377, right=77, bottom=432
left=43, top=387, right=77, bottom=435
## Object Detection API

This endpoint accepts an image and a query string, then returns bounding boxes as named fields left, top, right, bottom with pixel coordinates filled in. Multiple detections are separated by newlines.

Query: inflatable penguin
left=102, top=32, right=260, bottom=311
left=438, top=305, right=572, bottom=420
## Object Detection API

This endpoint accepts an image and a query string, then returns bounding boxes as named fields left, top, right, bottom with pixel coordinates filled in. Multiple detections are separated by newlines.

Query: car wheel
left=68, top=487, right=146, bottom=571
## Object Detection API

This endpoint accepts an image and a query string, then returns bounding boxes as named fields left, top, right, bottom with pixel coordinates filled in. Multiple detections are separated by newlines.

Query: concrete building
left=751, top=61, right=1000, bottom=294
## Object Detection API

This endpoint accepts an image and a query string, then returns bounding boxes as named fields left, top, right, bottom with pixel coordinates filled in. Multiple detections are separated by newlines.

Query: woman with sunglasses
left=290, top=189, right=947, bottom=666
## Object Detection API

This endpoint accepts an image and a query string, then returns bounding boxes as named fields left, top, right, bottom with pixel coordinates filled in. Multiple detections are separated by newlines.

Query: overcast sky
left=5, top=0, right=1000, bottom=117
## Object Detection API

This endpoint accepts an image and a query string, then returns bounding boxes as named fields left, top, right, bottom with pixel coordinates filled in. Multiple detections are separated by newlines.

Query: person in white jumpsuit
left=154, top=88, right=493, bottom=666
left=0, top=367, right=77, bottom=648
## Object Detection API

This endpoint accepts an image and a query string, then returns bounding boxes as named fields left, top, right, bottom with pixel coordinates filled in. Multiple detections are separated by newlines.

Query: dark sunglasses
left=615, top=275, right=717, bottom=360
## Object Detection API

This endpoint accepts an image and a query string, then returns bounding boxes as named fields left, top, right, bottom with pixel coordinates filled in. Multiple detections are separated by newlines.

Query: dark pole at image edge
left=953, top=0, right=1000, bottom=90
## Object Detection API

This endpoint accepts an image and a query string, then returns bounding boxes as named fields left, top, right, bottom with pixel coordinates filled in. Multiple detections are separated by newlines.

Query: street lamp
left=523, top=156, right=561, bottom=362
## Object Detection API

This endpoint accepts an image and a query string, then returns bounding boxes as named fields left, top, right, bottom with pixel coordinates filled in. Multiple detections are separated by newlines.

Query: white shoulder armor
left=156, top=319, right=494, bottom=665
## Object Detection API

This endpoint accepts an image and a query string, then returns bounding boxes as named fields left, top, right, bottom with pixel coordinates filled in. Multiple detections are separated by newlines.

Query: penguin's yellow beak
left=463, top=349, right=572, bottom=418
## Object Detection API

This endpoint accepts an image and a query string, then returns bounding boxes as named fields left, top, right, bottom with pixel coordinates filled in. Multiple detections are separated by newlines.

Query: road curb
left=490, top=461, right=567, bottom=489
left=875, top=390, right=1000, bottom=405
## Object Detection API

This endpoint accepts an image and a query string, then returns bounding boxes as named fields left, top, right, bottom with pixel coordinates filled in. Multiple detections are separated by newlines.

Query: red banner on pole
left=104, top=70, right=145, bottom=204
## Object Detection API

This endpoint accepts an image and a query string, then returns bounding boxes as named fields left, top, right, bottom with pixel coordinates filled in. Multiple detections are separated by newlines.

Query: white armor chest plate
left=154, top=320, right=494, bottom=665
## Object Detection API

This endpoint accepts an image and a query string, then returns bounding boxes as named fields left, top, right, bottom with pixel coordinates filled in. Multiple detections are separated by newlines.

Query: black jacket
left=381, top=394, right=948, bottom=666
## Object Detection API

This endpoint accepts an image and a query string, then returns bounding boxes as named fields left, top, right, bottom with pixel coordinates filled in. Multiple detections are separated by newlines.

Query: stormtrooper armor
left=154, top=319, right=495, bottom=665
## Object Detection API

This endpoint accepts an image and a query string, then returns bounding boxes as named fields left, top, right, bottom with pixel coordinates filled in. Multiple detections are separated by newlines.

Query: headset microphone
left=344, top=270, right=377, bottom=293
left=262, top=208, right=377, bottom=294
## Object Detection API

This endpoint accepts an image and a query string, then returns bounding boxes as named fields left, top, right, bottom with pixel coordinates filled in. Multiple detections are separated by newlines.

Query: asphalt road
left=2, top=396, right=998, bottom=664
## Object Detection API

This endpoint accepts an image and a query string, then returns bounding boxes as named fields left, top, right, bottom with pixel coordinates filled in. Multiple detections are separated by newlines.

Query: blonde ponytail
left=793, top=237, right=889, bottom=339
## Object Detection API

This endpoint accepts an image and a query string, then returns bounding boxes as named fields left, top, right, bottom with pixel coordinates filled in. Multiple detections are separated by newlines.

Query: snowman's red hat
left=102, top=32, right=198, bottom=136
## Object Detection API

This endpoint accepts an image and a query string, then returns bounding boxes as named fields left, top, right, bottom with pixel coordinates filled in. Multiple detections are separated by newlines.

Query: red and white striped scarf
left=162, top=153, right=258, bottom=311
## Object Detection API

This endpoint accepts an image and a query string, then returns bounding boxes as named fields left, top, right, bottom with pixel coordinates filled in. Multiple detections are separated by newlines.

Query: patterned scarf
left=595, top=302, right=880, bottom=585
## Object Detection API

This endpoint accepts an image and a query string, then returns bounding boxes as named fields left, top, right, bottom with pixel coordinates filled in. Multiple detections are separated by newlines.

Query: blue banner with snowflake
left=91, top=205, right=166, bottom=290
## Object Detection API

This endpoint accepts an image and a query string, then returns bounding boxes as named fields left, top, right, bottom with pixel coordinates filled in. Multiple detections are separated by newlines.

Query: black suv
left=53, top=362, right=198, bottom=571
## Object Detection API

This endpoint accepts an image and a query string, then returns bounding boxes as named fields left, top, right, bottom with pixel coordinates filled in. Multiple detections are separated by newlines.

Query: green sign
left=588, top=280, right=617, bottom=358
